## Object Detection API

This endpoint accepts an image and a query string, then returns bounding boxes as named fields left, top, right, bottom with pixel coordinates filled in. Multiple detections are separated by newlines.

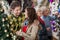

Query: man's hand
left=16, top=31, right=20, bottom=36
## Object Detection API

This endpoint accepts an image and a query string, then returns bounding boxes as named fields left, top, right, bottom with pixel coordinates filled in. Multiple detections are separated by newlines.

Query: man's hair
left=10, top=1, right=22, bottom=9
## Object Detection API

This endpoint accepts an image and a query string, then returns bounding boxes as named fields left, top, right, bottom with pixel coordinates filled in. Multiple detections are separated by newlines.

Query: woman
left=36, top=6, right=47, bottom=40
left=16, top=7, right=40, bottom=40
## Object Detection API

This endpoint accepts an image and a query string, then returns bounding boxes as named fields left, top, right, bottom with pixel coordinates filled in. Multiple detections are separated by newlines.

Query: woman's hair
left=10, top=1, right=21, bottom=9
left=26, top=7, right=38, bottom=25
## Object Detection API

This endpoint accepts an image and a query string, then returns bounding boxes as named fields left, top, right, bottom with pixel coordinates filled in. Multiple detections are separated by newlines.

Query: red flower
left=22, top=26, right=27, bottom=40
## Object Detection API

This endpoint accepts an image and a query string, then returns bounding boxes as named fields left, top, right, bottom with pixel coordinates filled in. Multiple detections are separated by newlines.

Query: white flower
left=6, top=34, right=9, bottom=37
left=4, top=30, right=7, bottom=33
left=2, top=24, right=5, bottom=27
left=2, top=18, right=5, bottom=22
left=1, top=38, right=3, bottom=40
left=10, top=33, right=13, bottom=36
left=7, top=24, right=9, bottom=27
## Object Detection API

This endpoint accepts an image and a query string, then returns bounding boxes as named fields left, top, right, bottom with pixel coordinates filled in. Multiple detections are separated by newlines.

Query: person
left=7, top=0, right=22, bottom=5
left=16, top=7, right=40, bottom=40
left=41, top=6, right=53, bottom=40
left=9, top=1, right=25, bottom=31
left=23, top=0, right=33, bottom=12
left=7, top=0, right=12, bottom=5
left=37, top=0, right=43, bottom=6
left=20, top=8, right=29, bottom=40
left=36, top=6, right=47, bottom=40
left=7, top=1, right=25, bottom=40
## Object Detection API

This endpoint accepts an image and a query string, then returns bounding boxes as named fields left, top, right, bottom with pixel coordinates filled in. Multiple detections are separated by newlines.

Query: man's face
left=43, top=9, right=49, bottom=16
left=12, top=6, right=21, bottom=17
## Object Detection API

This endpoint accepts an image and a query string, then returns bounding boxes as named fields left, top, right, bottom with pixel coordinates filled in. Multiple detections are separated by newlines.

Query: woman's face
left=24, top=9, right=28, bottom=18
left=37, top=10, right=42, bottom=17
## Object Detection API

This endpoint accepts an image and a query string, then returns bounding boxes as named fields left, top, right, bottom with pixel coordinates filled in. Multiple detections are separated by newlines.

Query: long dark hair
left=26, top=7, right=38, bottom=25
